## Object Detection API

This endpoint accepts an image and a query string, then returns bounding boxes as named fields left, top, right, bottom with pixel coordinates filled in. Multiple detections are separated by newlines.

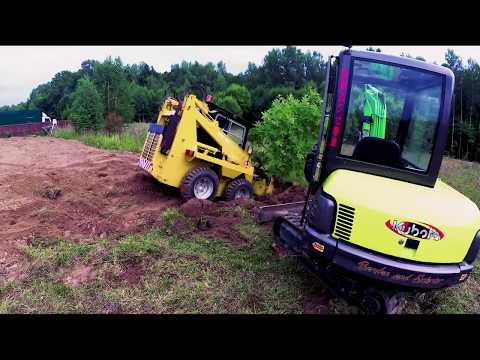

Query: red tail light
left=185, top=149, right=195, bottom=157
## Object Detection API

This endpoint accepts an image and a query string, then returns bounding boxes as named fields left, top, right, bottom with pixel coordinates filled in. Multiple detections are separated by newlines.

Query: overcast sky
left=2, top=45, right=480, bottom=107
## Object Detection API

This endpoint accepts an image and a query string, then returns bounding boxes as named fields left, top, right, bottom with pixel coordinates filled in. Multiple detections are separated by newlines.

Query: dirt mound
left=0, top=137, right=181, bottom=282
left=180, top=198, right=212, bottom=218
left=175, top=183, right=306, bottom=246
left=179, top=198, right=257, bottom=246
left=258, top=182, right=306, bottom=205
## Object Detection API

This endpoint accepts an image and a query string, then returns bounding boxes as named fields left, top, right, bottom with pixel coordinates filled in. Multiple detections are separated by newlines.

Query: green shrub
left=249, top=87, right=322, bottom=182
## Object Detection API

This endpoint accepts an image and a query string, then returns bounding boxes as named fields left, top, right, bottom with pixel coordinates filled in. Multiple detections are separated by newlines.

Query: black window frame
left=320, top=50, right=454, bottom=188
left=339, top=56, right=446, bottom=174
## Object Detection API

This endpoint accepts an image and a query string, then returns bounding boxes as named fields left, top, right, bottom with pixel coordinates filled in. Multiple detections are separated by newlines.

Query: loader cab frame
left=320, top=50, right=454, bottom=188
left=206, top=101, right=255, bottom=149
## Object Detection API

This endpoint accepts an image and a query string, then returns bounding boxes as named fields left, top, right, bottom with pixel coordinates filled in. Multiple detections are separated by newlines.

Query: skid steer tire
left=224, top=178, right=254, bottom=201
left=180, top=167, right=219, bottom=201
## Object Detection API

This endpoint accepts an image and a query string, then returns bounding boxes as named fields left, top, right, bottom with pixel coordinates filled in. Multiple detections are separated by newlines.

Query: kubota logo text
left=385, top=220, right=444, bottom=241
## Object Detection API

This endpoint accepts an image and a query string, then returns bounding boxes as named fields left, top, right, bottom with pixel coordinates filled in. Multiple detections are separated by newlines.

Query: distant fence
left=0, top=120, right=71, bottom=137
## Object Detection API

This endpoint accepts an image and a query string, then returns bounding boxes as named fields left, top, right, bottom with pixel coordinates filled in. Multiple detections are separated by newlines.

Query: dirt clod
left=180, top=199, right=212, bottom=217
left=303, top=288, right=333, bottom=314
left=37, top=185, right=62, bottom=200
left=63, top=264, right=96, bottom=287
left=121, top=263, right=144, bottom=285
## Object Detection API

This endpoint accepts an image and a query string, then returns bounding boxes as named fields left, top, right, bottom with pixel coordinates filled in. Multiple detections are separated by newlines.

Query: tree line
left=0, top=47, right=326, bottom=128
left=1, top=46, right=479, bottom=162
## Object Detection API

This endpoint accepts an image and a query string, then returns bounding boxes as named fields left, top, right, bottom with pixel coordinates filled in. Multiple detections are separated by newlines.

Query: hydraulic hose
left=301, top=55, right=333, bottom=224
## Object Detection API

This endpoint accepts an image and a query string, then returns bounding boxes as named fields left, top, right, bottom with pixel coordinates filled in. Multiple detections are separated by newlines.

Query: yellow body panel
left=323, top=169, right=480, bottom=263
left=139, top=95, right=273, bottom=197
left=253, top=178, right=274, bottom=197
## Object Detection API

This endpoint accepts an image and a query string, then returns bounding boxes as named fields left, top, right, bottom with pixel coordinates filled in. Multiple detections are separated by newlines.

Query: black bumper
left=276, top=220, right=474, bottom=289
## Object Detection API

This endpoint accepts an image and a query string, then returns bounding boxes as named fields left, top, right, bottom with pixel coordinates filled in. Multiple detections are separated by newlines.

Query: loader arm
left=192, top=97, right=251, bottom=168
left=180, top=95, right=254, bottom=178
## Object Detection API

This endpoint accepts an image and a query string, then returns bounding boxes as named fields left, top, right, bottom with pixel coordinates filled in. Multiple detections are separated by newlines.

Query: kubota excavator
left=258, top=48, right=480, bottom=314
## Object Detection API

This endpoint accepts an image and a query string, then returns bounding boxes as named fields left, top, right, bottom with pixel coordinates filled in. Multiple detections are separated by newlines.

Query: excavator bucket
left=257, top=201, right=305, bottom=224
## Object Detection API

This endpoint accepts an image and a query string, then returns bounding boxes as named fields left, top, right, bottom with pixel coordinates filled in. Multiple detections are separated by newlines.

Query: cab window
left=226, top=121, right=246, bottom=146
left=340, top=59, right=444, bottom=172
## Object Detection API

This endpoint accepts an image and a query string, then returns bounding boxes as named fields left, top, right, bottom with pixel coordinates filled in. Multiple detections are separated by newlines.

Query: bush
left=104, top=112, right=125, bottom=134
left=249, top=87, right=322, bottom=183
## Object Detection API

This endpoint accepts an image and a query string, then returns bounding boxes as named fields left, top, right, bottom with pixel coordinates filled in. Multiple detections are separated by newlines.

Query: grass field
left=0, top=208, right=325, bottom=314
left=52, top=123, right=148, bottom=154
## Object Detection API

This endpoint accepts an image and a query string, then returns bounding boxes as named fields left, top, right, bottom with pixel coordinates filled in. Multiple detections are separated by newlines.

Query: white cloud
left=1, top=45, right=479, bottom=107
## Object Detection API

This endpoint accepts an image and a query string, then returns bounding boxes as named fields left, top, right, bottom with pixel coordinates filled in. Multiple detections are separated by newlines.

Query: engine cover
left=322, top=169, right=480, bottom=264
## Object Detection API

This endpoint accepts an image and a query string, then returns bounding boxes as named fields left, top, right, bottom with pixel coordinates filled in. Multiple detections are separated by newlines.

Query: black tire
left=360, top=289, right=387, bottom=314
left=224, top=178, right=254, bottom=201
left=180, top=167, right=219, bottom=201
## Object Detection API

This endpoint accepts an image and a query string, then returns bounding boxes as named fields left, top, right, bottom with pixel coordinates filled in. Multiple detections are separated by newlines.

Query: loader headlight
left=306, top=190, right=336, bottom=234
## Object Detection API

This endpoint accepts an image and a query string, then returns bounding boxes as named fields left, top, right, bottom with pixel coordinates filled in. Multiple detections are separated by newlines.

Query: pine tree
left=67, top=78, right=104, bottom=131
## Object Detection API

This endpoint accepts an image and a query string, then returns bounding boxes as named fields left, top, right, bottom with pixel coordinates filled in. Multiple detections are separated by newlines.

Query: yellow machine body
left=138, top=95, right=273, bottom=198
left=323, top=169, right=480, bottom=264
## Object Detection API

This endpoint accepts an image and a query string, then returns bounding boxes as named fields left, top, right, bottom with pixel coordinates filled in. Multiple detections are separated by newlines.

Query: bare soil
left=62, top=264, right=97, bottom=287
left=0, top=136, right=306, bottom=283
left=0, top=136, right=180, bottom=282
left=178, top=198, right=256, bottom=246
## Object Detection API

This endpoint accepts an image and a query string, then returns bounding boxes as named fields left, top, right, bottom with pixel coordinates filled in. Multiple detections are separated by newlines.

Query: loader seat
left=352, top=137, right=403, bottom=168
left=160, top=102, right=182, bottom=155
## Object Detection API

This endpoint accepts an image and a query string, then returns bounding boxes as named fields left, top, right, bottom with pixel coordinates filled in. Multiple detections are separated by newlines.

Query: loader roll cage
left=320, top=50, right=454, bottom=188
left=205, top=101, right=255, bottom=149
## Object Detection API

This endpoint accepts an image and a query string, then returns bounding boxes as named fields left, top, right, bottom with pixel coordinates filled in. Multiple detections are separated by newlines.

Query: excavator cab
left=322, top=51, right=452, bottom=185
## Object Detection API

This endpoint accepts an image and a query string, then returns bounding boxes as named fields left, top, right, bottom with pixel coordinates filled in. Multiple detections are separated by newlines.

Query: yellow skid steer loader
left=138, top=94, right=273, bottom=200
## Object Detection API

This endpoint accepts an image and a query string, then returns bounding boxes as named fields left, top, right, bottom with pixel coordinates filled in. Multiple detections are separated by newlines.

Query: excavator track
left=263, top=212, right=405, bottom=314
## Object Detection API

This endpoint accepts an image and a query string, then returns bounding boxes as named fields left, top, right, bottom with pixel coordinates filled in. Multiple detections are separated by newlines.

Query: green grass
left=0, top=207, right=320, bottom=314
left=22, top=238, right=95, bottom=268
left=110, top=231, right=165, bottom=264
left=52, top=122, right=148, bottom=154
left=440, top=157, right=480, bottom=208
